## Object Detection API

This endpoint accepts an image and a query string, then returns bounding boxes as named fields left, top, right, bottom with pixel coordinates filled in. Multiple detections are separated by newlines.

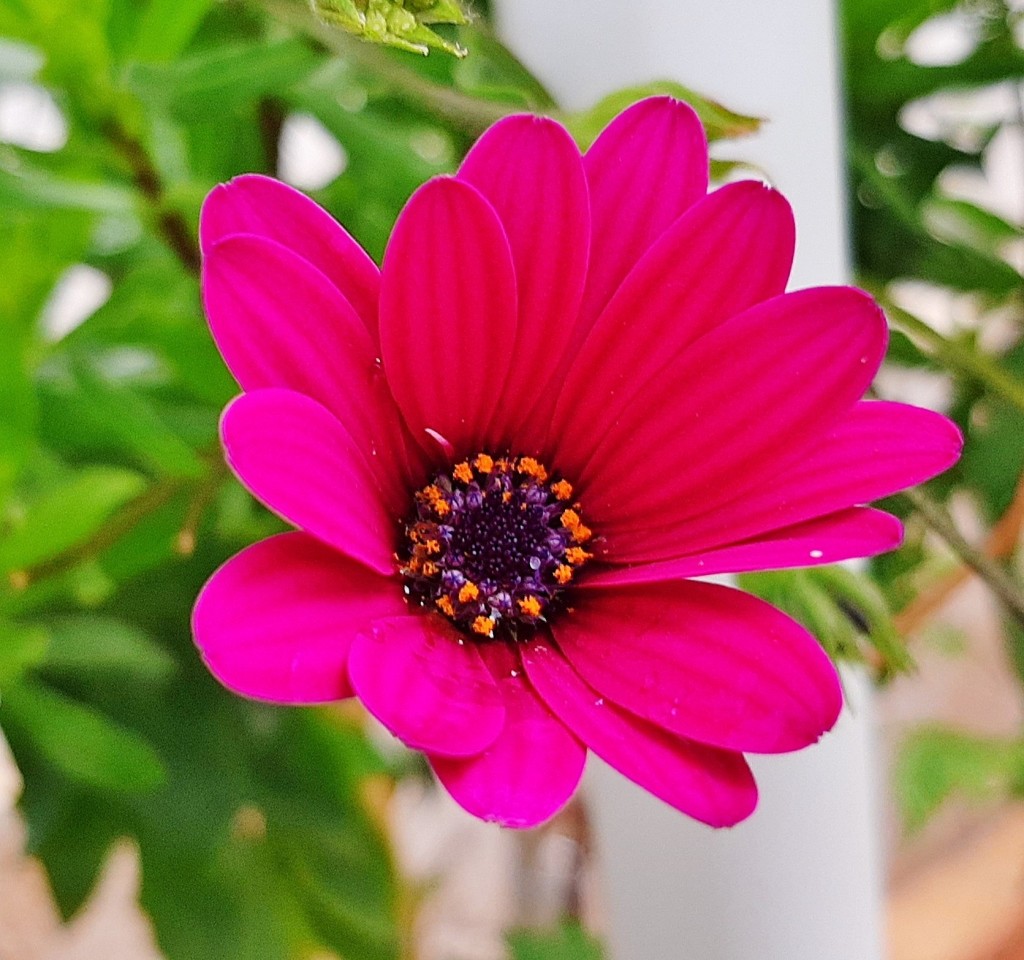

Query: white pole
left=491, top=4, right=884, bottom=960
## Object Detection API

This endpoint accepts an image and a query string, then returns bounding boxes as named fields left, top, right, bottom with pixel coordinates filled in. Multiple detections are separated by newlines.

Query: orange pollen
left=561, top=509, right=581, bottom=530
left=436, top=596, right=455, bottom=616
left=433, top=500, right=450, bottom=517
left=554, top=564, right=573, bottom=584
left=517, top=596, right=542, bottom=618
left=458, top=582, right=480, bottom=603
left=424, top=539, right=441, bottom=554
left=473, top=453, right=494, bottom=474
left=502, top=491, right=513, bottom=503
left=516, top=457, right=548, bottom=482
left=453, top=462, right=474, bottom=483
left=572, top=524, right=593, bottom=543
left=566, top=547, right=592, bottom=566
left=421, top=561, right=439, bottom=576
left=550, top=480, right=573, bottom=501
left=472, top=616, right=495, bottom=636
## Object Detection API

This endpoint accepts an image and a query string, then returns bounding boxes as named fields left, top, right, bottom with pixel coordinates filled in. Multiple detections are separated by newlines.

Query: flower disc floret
left=402, top=456, right=591, bottom=638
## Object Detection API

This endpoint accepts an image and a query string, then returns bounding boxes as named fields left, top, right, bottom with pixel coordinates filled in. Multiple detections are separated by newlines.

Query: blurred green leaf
left=3, top=680, right=166, bottom=791
left=922, top=197, right=1020, bottom=257
left=452, top=27, right=554, bottom=108
left=130, top=0, right=215, bottom=62
left=0, top=466, right=146, bottom=573
left=125, top=39, right=319, bottom=117
left=507, top=921, right=606, bottom=960
left=812, top=564, right=913, bottom=675
left=0, top=165, right=135, bottom=214
left=740, top=564, right=910, bottom=674
left=563, top=80, right=762, bottom=149
left=42, top=614, right=175, bottom=681
left=37, top=357, right=207, bottom=479
left=0, top=620, right=49, bottom=684
left=896, top=728, right=1024, bottom=831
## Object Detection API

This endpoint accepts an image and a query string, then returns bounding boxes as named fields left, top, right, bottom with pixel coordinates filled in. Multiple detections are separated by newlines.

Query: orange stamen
left=436, top=596, right=455, bottom=616
left=518, top=596, right=542, bottom=618
left=551, top=480, right=573, bottom=501
left=472, top=616, right=495, bottom=636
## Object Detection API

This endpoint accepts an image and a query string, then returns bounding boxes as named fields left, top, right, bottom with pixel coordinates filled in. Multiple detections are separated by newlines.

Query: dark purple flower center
left=401, top=454, right=593, bottom=639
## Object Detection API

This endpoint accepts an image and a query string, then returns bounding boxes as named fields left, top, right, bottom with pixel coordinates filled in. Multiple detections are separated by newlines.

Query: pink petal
left=551, top=181, right=794, bottom=471
left=220, top=389, right=396, bottom=575
left=585, top=508, right=903, bottom=587
left=576, top=97, right=708, bottom=340
left=193, top=532, right=406, bottom=703
left=622, top=400, right=963, bottom=561
left=578, top=287, right=888, bottom=559
left=521, top=637, right=757, bottom=826
left=458, top=115, right=589, bottom=452
left=202, top=234, right=418, bottom=510
left=347, top=615, right=506, bottom=757
left=200, top=174, right=380, bottom=336
left=379, top=177, right=517, bottom=456
left=430, top=670, right=586, bottom=828
left=551, top=580, right=843, bottom=754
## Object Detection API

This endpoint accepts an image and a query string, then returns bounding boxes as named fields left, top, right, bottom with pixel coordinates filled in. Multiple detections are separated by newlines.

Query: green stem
left=867, top=283, right=1024, bottom=416
left=262, top=0, right=512, bottom=134
left=899, top=487, right=1024, bottom=630
left=104, top=120, right=201, bottom=275
left=17, top=476, right=188, bottom=586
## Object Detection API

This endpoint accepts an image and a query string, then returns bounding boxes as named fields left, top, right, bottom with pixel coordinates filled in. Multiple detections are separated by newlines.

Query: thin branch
left=104, top=121, right=201, bottom=274
left=867, top=284, right=1024, bottom=416
left=12, top=476, right=188, bottom=588
left=899, top=486, right=1024, bottom=630
left=896, top=471, right=1024, bottom=634
left=262, top=0, right=511, bottom=135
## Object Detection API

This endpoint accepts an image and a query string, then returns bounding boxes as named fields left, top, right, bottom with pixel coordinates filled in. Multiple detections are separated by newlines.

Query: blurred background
left=0, top=0, right=1023, bottom=958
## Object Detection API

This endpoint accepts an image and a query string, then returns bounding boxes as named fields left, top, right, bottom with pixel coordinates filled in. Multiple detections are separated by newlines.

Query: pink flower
left=192, top=97, right=961, bottom=828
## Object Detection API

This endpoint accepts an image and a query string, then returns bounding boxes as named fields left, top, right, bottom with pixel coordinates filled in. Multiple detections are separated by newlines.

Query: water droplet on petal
left=810, top=549, right=824, bottom=559
left=594, top=697, right=604, bottom=707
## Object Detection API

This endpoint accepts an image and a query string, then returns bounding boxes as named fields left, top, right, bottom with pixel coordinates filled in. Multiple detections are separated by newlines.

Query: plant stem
left=104, top=121, right=201, bottom=274
left=867, top=284, right=1024, bottom=416
left=895, top=471, right=1024, bottom=634
left=13, top=476, right=188, bottom=588
left=262, top=0, right=511, bottom=135
left=899, top=486, right=1024, bottom=630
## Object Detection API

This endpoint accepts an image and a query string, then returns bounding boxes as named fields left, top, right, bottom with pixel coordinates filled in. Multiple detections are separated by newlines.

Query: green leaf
left=452, top=27, right=555, bottom=108
left=2, top=680, right=166, bottom=791
left=0, top=466, right=146, bottom=573
left=507, top=921, right=606, bottom=960
left=0, top=165, right=135, bottom=215
left=0, top=619, right=49, bottom=683
left=37, top=357, right=207, bottom=479
left=42, top=615, right=175, bottom=681
left=130, top=0, right=215, bottom=62
left=810, top=565, right=913, bottom=675
left=563, top=81, right=762, bottom=150
left=124, top=39, right=319, bottom=117
left=0, top=342, right=37, bottom=507
left=738, top=569, right=861, bottom=666
left=896, top=728, right=1024, bottom=831
left=922, top=197, right=1021, bottom=257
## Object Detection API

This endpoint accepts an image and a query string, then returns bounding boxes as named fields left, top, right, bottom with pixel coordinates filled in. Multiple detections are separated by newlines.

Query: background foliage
left=0, top=0, right=1021, bottom=956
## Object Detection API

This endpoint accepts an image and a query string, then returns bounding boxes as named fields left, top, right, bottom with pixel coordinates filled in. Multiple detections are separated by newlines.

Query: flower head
left=193, top=98, right=962, bottom=828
